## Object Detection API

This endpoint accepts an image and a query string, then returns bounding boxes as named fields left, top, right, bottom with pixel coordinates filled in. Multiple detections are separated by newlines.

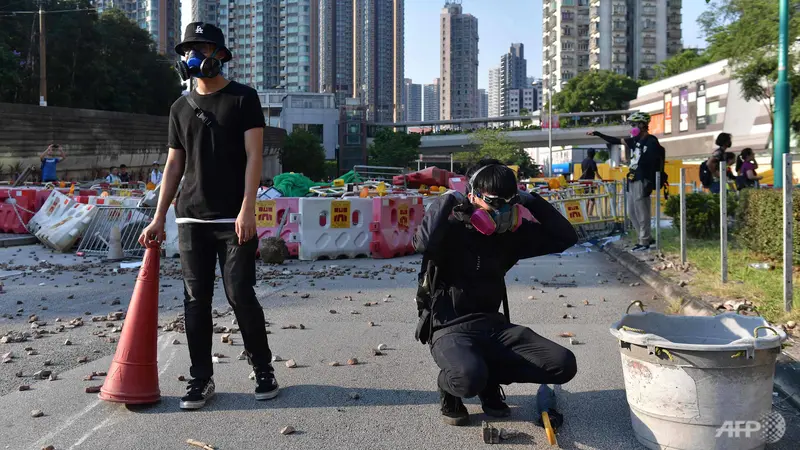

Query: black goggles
left=475, top=192, right=520, bottom=210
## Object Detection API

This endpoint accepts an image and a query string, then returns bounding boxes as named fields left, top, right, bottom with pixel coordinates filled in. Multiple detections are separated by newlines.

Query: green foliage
left=367, top=129, right=421, bottom=169
left=735, top=188, right=800, bottom=264
left=664, top=192, right=738, bottom=239
left=0, top=0, right=182, bottom=115
left=323, top=160, right=338, bottom=180
left=280, top=129, right=327, bottom=180
left=551, top=70, right=640, bottom=113
left=594, top=150, right=610, bottom=162
left=649, top=49, right=713, bottom=83
left=456, top=128, right=541, bottom=178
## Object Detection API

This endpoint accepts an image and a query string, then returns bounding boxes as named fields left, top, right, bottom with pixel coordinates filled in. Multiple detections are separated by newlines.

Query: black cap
left=175, top=22, right=232, bottom=63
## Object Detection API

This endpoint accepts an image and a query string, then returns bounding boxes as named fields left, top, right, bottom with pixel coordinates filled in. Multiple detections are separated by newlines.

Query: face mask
left=175, top=49, right=221, bottom=81
left=630, top=127, right=641, bottom=138
left=469, top=203, right=534, bottom=235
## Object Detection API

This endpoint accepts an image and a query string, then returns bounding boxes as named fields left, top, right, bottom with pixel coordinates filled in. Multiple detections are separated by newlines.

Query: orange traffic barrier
left=99, top=242, right=161, bottom=404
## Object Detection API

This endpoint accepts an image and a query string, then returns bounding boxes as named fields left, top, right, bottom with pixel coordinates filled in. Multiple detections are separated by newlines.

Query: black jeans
left=431, top=321, right=577, bottom=398
left=178, top=223, right=272, bottom=379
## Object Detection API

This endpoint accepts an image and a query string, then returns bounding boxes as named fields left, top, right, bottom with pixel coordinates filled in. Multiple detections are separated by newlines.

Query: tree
left=456, top=129, right=541, bottom=178
left=699, top=0, right=800, bottom=135
left=0, top=0, right=182, bottom=115
left=367, top=129, right=421, bottom=169
left=551, top=70, right=640, bottom=113
left=649, top=49, right=713, bottom=83
left=280, top=129, right=327, bottom=180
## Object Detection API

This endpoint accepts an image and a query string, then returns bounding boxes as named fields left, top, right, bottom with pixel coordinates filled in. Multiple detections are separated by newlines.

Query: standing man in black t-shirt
left=579, top=149, right=601, bottom=217
left=139, top=22, right=278, bottom=410
left=587, top=112, right=665, bottom=252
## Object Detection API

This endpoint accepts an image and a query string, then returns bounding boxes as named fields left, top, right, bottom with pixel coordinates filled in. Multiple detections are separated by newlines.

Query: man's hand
left=235, top=209, right=256, bottom=245
left=586, top=131, right=597, bottom=136
left=139, top=217, right=166, bottom=247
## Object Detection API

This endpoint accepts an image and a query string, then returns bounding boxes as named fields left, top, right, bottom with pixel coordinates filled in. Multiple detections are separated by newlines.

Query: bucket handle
left=626, top=300, right=646, bottom=314
left=753, top=326, right=779, bottom=339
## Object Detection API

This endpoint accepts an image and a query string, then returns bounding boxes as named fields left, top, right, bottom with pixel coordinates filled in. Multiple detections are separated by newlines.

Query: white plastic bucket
left=610, top=302, right=787, bottom=450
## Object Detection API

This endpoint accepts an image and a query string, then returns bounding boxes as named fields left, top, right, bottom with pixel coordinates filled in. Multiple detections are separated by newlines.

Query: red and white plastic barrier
left=255, top=198, right=300, bottom=257
left=369, top=196, right=424, bottom=259
left=296, top=197, right=373, bottom=260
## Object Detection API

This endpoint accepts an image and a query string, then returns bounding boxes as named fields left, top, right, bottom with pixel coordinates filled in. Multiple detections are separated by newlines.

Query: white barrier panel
left=27, top=190, right=75, bottom=236
left=297, top=197, right=373, bottom=261
left=36, top=202, right=98, bottom=252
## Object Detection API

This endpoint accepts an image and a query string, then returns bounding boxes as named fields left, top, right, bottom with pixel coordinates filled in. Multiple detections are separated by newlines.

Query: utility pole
left=548, top=87, right=553, bottom=177
left=773, top=0, right=791, bottom=187
left=38, top=1, right=47, bottom=107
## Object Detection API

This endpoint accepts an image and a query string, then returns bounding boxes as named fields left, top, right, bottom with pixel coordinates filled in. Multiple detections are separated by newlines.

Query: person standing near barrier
left=579, top=149, right=601, bottom=217
left=587, top=111, right=665, bottom=252
left=118, top=165, right=131, bottom=183
left=105, top=166, right=122, bottom=185
left=413, top=159, right=578, bottom=427
left=150, top=162, right=163, bottom=186
left=735, top=148, right=763, bottom=189
left=138, top=22, right=278, bottom=410
left=40, top=144, right=66, bottom=183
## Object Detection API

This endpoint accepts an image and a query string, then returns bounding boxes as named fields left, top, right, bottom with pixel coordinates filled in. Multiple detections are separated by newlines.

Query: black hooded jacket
left=412, top=190, right=578, bottom=342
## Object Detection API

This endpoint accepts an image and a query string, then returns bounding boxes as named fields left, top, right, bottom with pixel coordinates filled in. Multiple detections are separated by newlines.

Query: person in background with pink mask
left=587, top=111, right=665, bottom=252
left=412, top=159, right=578, bottom=428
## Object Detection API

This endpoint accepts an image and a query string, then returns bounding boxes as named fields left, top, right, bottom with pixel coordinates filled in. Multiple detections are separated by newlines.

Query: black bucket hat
left=175, top=22, right=232, bottom=63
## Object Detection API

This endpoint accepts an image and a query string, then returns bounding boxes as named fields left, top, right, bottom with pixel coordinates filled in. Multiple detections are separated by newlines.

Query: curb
left=600, top=241, right=800, bottom=411
left=0, top=235, right=38, bottom=248
left=600, top=242, right=717, bottom=316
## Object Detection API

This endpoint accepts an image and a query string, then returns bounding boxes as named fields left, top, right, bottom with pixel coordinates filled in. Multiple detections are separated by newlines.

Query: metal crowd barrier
left=76, top=206, right=155, bottom=259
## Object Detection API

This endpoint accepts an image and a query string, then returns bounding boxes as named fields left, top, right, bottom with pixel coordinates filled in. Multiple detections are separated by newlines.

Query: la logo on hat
left=195, top=25, right=204, bottom=34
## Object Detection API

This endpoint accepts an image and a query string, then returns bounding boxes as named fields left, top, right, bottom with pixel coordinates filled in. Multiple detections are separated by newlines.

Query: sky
left=181, top=1, right=711, bottom=91
left=404, top=0, right=712, bottom=89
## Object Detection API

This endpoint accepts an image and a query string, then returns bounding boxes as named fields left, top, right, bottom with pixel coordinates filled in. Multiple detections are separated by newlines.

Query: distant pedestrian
left=119, top=164, right=131, bottom=183
left=40, top=144, right=66, bottom=183
left=735, top=148, right=762, bottom=190
left=579, top=149, right=601, bottom=216
left=587, top=111, right=664, bottom=252
left=150, top=162, right=163, bottom=186
left=105, top=166, right=121, bottom=184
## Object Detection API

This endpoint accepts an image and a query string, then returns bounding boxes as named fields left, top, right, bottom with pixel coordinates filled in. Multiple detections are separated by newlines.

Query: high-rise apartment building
left=423, top=79, right=440, bottom=121
left=529, top=77, right=543, bottom=111
left=500, top=43, right=527, bottom=116
left=321, top=0, right=404, bottom=122
left=488, top=67, right=501, bottom=118
left=478, top=89, right=488, bottom=118
left=319, top=0, right=354, bottom=101
left=542, top=0, right=681, bottom=93
left=218, top=0, right=281, bottom=93
left=279, top=0, right=320, bottom=92
left=95, top=0, right=181, bottom=57
left=403, top=79, right=422, bottom=121
left=191, top=0, right=220, bottom=25
left=440, top=2, right=479, bottom=120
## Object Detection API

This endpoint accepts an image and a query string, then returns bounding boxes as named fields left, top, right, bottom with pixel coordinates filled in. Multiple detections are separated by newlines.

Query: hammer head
left=482, top=421, right=501, bottom=444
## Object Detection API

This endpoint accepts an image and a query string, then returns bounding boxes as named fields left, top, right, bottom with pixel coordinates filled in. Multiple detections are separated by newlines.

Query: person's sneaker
left=440, top=388, right=469, bottom=426
left=479, top=384, right=511, bottom=417
left=630, top=244, right=650, bottom=253
left=254, top=370, right=279, bottom=400
left=180, top=377, right=215, bottom=410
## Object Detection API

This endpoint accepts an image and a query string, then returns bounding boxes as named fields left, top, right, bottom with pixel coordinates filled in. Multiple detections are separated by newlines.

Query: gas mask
left=630, top=127, right=641, bottom=138
left=469, top=202, right=533, bottom=235
left=175, top=49, right=222, bottom=81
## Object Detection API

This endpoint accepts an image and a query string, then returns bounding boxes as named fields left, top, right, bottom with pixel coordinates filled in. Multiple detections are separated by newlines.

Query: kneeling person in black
left=140, top=22, right=278, bottom=410
left=413, top=161, right=579, bottom=426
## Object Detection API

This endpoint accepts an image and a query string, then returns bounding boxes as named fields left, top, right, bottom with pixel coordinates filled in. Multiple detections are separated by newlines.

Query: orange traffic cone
left=99, top=242, right=161, bottom=404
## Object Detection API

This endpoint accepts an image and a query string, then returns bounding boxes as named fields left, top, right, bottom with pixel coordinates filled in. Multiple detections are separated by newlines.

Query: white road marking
left=32, top=331, right=180, bottom=447
left=68, top=415, right=118, bottom=449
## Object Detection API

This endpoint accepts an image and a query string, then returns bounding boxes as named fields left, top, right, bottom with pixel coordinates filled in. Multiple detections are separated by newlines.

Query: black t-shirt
left=168, top=81, right=266, bottom=220
left=580, top=158, right=598, bottom=180
left=624, top=134, right=664, bottom=183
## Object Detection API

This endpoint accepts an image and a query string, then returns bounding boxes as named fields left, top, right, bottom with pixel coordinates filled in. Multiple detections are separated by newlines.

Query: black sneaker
left=630, top=244, right=650, bottom=253
left=479, top=384, right=511, bottom=417
left=440, top=388, right=469, bottom=426
left=254, top=369, right=279, bottom=400
left=180, top=377, right=215, bottom=410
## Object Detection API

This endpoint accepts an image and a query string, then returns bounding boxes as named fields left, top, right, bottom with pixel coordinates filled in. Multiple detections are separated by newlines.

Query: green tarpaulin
left=272, top=170, right=365, bottom=197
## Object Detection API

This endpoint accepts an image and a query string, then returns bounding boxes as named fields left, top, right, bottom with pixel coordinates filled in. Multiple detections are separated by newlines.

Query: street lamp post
left=773, top=0, right=791, bottom=187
